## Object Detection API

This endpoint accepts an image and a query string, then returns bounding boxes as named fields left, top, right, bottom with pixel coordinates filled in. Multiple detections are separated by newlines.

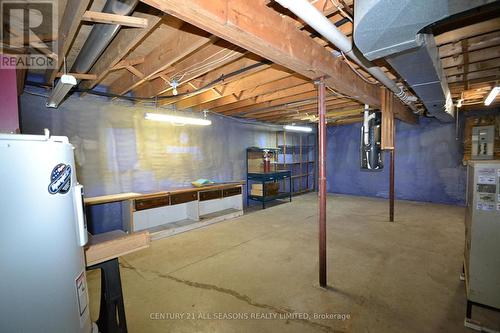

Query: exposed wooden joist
left=261, top=98, right=358, bottom=118
left=140, top=0, right=381, bottom=107
left=109, top=18, right=213, bottom=96
left=222, top=90, right=326, bottom=116
left=79, top=11, right=163, bottom=91
left=132, top=40, right=245, bottom=98
left=159, top=57, right=272, bottom=107
left=438, top=31, right=500, bottom=58
left=215, top=83, right=315, bottom=114
left=82, top=11, right=149, bottom=28
left=44, top=0, right=91, bottom=83
left=441, top=45, right=500, bottom=69
left=255, top=101, right=361, bottom=121
left=56, top=72, right=97, bottom=80
left=435, top=18, right=500, bottom=46
left=111, top=57, right=146, bottom=71
left=187, top=68, right=297, bottom=110
left=444, top=58, right=500, bottom=77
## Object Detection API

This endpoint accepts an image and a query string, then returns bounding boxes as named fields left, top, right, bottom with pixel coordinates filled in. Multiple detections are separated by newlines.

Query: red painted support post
left=318, top=78, right=327, bottom=287
left=389, top=149, right=395, bottom=222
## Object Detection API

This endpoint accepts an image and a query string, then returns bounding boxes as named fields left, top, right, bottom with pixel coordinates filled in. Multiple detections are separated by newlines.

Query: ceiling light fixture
left=484, top=86, right=500, bottom=106
left=283, top=124, right=313, bottom=132
left=170, top=80, right=179, bottom=96
left=46, top=74, right=77, bottom=108
left=145, top=113, right=212, bottom=126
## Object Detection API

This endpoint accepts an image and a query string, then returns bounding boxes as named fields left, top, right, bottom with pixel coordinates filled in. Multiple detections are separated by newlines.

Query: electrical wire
left=170, top=47, right=236, bottom=80
left=340, top=51, right=379, bottom=85
left=329, top=0, right=353, bottom=22
left=169, top=48, right=239, bottom=83
left=26, top=60, right=271, bottom=102
left=326, top=86, right=352, bottom=99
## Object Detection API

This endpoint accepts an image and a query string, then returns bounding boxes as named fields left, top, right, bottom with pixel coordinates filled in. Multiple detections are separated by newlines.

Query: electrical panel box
left=464, top=161, right=500, bottom=310
left=471, top=125, right=494, bottom=160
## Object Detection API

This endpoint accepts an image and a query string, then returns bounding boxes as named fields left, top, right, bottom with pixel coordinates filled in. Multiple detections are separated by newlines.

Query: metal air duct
left=354, top=0, right=496, bottom=121
left=71, top=0, right=139, bottom=74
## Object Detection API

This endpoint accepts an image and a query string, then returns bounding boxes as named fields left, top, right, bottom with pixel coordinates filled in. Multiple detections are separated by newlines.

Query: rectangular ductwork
left=386, top=34, right=454, bottom=121
left=354, top=0, right=496, bottom=122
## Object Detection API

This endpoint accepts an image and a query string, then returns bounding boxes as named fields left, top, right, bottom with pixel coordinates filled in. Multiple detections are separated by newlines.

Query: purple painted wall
left=326, top=117, right=466, bottom=206
left=0, top=55, right=19, bottom=133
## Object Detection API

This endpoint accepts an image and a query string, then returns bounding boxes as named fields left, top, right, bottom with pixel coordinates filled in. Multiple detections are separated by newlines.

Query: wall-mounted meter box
left=472, top=125, right=494, bottom=160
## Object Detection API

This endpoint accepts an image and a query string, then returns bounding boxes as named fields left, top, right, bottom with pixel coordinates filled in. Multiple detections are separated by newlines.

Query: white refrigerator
left=0, top=132, right=93, bottom=333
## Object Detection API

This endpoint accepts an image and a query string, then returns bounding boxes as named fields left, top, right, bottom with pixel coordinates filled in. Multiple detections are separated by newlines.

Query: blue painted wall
left=326, top=117, right=466, bottom=205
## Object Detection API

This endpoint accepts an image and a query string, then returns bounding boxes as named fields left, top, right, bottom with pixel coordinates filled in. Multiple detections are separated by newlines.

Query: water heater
left=0, top=133, right=94, bottom=333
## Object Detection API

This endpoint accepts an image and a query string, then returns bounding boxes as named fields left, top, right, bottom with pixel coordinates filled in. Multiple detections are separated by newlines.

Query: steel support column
left=317, top=78, right=327, bottom=287
left=389, top=149, right=395, bottom=222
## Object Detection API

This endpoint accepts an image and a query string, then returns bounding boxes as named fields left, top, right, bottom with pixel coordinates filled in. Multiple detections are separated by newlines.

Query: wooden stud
left=82, top=11, right=149, bottom=28
left=56, top=72, right=98, bottom=80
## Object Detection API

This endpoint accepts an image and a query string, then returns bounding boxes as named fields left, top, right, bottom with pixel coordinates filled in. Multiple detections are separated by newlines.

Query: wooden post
left=317, top=78, right=327, bottom=287
left=381, top=87, right=396, bottom=222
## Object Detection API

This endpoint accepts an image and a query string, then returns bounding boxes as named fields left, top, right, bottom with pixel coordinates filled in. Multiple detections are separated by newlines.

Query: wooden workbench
left=84, top=230, right=150, bottom=266
left=84, top=230, right=150, bottom=333
left=84, top=182, right=245, bottom=241
left=83, top=182, right=245, bottom=206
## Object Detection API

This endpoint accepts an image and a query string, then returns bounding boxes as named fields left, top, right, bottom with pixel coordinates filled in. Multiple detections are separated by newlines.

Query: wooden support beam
left=380, top=87, right=395, bottom=150
left=140, top=0, right=381, bottom=106
left=44, top=0, right=91, bottom=83
left=111, top=57, right=145, bottom=71
left=391, top=94, right=418, bottom=124
left=125, top=66, right=145, bottom=79
left=82, top=11, right=149, bottom=28
left=79, top=11, right=162, bottom=91
left=56, top=72, right=97, bottom=80
left=109, top=19, right=213, bottom=96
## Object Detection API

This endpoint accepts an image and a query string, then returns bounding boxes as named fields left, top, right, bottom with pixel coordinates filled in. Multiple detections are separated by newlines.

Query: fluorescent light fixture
left=46, top=74, right=77, bottom=108
left=484, top=86, right=500, bottom=106
left=145, top=113, right=212, bottom=126
left=283, top=124, right=312, bottom=132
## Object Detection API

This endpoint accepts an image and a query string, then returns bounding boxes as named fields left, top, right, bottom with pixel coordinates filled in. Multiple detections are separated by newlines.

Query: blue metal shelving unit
left=246, top=147, right=292, bottom=209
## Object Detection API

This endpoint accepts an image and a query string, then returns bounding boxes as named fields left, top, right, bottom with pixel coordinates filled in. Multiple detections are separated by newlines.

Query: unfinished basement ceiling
left=35, top=0, right=500, bottom=124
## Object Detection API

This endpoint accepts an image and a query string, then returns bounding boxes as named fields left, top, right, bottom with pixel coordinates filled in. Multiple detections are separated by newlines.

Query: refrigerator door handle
left=73, top=184, right=88, bottom=246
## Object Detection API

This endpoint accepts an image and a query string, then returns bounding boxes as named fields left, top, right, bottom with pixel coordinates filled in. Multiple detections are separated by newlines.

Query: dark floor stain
left=120, top=260, right=344, bottom=333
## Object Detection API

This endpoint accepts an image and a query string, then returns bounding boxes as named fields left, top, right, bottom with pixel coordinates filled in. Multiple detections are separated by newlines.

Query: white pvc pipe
left=275, top=0, right=417, bottom=110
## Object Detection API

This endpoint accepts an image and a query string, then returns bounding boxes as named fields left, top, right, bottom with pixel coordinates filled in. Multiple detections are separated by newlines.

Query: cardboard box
left=251, top=183, right=279, bottom=196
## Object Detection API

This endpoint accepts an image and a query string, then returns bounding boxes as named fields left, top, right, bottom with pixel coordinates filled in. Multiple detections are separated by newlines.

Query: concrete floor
left=87, top=194, right=500, bottom=332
